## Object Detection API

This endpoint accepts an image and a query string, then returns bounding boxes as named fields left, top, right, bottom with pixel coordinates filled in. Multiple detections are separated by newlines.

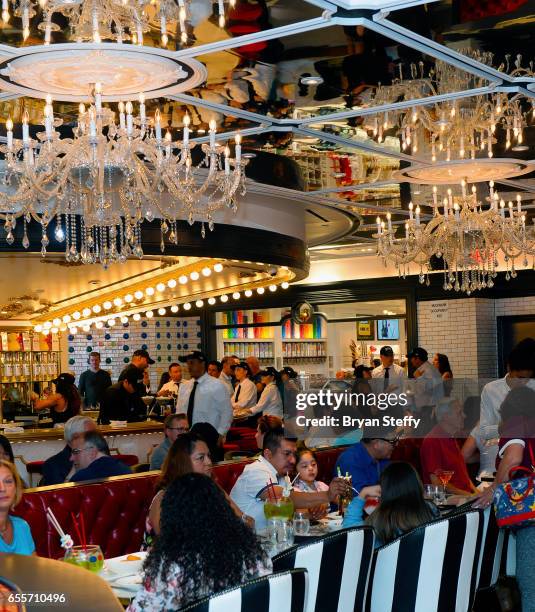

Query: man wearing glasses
left=70, top=432, right=132, bottom=482
left=334, top=426, right=397, bottom=493
left=149, top=413, right=189, bottom=470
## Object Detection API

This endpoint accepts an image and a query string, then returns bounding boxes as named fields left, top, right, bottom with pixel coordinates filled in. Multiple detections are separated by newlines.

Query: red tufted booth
left=14, top=447, right=346, bottom=559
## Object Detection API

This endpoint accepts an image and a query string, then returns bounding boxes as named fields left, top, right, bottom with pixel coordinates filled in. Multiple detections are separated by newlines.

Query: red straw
left=269, top=479, right=278, bottom=501
left=80, top=513, right=87, bottom=552
left=70, top=512, right=84, bottom=549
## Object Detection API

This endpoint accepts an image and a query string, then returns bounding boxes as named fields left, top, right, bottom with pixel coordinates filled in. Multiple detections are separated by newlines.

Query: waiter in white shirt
left=157, top=363, right=182, bottom=397
left=176, top=351, right=233, bottom=439
left=247, top=367, right=283, bottom=418
left=231, top=362, right=258, bottom=416
left=371, top=346, right=406, bottom=392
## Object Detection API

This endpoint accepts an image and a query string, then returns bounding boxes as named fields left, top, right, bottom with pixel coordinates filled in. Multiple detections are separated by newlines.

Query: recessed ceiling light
left=512, top=145, right=529, bottom=151
left=242, top=153, right=256, bottom=159
left=300, top=76, right=324, bottom=86
left=88, top=280, right=101, bottom=286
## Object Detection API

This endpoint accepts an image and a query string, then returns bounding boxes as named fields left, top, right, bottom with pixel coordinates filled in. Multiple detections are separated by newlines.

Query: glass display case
left=0, top=330, right=61, bottom=423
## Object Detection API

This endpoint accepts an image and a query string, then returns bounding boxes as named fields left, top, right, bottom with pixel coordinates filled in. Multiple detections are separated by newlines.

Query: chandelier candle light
left=375, top=182, right=535, bottom=295
left=2, top=0, right=237, bottom=45
left=0, top=86, right=246, bottom=267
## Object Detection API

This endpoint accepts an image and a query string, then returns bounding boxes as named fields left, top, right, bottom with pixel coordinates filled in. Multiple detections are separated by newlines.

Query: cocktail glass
left=63, top=545, right=104, bottom=573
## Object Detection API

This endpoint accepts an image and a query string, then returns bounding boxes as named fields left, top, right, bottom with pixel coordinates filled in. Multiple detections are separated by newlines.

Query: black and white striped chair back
left=476, top=506, right=505, bottom=590
left=367, top=509, right=484, bottom=612
left=272, top=526, right=375, bottom=612
left=178, top=568, right=308, bottom=612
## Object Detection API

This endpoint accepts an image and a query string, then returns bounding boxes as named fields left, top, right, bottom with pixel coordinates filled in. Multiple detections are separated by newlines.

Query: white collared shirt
left=370, top=363, right=406, bottom=395
left=176, top=372, right=232, bottom=435
left=231, top=377, right=257, bottom=410
left=230, top=455, right=284, bottom=531
left=371, top=363, right=405, bottom=379
left=480, top=377, right=535, bottom=433
left=219, top=371, right=234, bottom=396
left=250, top=382, right=283, bottom=417
left=410, top=360, right=444, bottom=409
left=159, top=380, right=181, bottom=395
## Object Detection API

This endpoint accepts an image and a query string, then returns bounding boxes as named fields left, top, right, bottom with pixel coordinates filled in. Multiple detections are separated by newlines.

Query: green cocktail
left=264, top=498, right=294, bottom=521
left=64, top=545, right=105, bottom=572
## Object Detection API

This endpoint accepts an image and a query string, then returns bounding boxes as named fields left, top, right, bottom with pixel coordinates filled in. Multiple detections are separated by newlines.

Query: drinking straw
left=80, top=513, right=87, bottom=552
left=46, top=507, right=65, bottom=538
left=70, top=512, right=84, bottom=549
left=290, top=473, right=300, bottom=486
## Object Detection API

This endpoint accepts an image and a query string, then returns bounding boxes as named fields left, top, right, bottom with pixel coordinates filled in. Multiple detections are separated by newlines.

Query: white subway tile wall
left=418, top=296, right=535, bottom=380
left=67, top=317, right=203, bottom=388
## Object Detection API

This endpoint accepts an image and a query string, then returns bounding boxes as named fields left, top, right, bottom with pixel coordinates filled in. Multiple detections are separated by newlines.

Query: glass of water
left=277, top=520, right=295, bottom=550
left=293, top=511, right=310, bottom=536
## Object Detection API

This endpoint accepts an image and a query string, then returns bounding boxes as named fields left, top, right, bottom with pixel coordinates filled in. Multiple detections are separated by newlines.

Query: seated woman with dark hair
left=128, top=473, right=271, bottom=611
left=143, top=432, right=253, bottom=549
left=343, top=461, right=438, bottom=547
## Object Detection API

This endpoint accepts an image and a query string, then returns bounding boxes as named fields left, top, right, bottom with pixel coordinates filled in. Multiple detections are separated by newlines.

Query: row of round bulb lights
left=34, top=263, right=290, bottom=334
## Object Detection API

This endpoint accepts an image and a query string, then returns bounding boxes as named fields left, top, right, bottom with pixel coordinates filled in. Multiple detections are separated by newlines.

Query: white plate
left=326, top=511, right=342, bottom=520
left=113, top=574, right=143, bottom=590
left=106, top=552, right=147, bottom=576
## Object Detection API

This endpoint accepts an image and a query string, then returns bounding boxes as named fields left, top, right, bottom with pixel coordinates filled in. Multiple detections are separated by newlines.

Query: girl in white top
left=231, top=362, right=257, bottom=416
left=246, top=368, right=283, bottom=418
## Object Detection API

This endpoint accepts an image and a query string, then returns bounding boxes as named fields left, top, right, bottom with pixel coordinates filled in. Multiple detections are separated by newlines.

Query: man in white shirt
left=207, top=360, right=233, bottom=396
left=230, top=430, right=351, bottom=531
left=479, top=338, right=535, bottom=452
left=407, top=347, right=444, bottom=411
left=157, top=363, right=182, bottom=397
left=176, top=351, right=233, bottom=438
left=219, top=356, right=237, bottom=395
left=371, top=346, right=406, bottom=393
left=231, top=362, right=258, bottom=415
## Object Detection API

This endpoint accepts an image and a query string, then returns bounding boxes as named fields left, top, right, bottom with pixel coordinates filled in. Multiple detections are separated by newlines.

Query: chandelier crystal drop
left=367, top=52, right=534, bottom=162
left=2, top=0, right=237, bottom=45
left=0, top=87, right=246, bottom=267
left=375, top=182, right=535, bottom=295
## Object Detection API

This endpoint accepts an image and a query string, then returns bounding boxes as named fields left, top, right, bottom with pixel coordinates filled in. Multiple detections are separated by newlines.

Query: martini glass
left=435, top=470, right=454, bottom=503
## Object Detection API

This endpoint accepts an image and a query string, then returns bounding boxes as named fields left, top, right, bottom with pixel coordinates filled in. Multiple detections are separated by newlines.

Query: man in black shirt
left=78, top=352, right=112, bottom=409
left=98, top=366, right=146, bottom=424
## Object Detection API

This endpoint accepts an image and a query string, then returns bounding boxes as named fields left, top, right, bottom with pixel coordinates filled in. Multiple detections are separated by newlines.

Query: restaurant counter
left=5, top=420, right=164, bottom=483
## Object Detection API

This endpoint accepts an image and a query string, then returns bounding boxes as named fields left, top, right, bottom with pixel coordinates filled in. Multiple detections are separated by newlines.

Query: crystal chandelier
left=367, top=53, right=534, bottom=163
left=0, top=85, right=246, bottom=267
left=375, top=182, right=535, bottom=295
left=2, top=0, right=236, bottom=45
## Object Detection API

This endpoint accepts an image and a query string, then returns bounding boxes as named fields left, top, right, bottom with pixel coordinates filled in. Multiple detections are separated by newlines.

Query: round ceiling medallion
left=394, top=159, right=534, bottom=185
left=0, top=43, right=207, bottom=102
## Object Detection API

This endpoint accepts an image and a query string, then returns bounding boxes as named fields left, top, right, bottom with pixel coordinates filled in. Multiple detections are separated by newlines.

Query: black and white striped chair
left=476, top=506, right=506, bottom=591
left=177, top=568, right=308, bottom=612
left=272, top=526, right=375, bottom=612
left=367, top=509, right=484, bottom=612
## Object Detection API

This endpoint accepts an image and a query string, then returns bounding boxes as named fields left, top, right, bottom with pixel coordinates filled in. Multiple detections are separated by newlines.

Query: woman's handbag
left=494, top=444, right=535, bottom=528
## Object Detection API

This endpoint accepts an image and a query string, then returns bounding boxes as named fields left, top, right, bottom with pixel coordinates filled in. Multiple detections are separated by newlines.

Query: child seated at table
left=293, top=449, right=329, bottom=493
